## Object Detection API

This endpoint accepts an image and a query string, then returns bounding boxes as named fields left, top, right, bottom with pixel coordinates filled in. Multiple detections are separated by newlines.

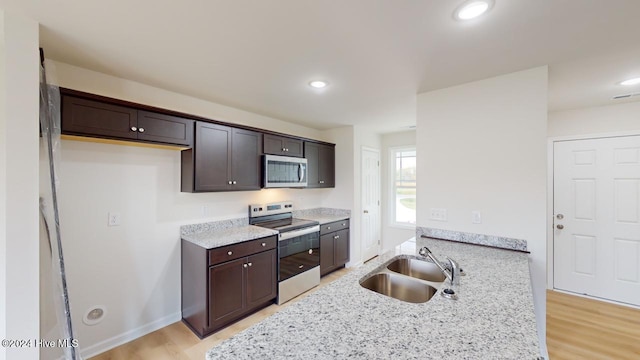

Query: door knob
left=556, top=224, right=564, bottom=230
left=556, top=214, right=564, bottom=220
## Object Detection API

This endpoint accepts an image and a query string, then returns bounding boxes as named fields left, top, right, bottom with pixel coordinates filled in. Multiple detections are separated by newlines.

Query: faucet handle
left=418, top=247, right=431, bottom=257
left=445, top=257, right=460, bottom=286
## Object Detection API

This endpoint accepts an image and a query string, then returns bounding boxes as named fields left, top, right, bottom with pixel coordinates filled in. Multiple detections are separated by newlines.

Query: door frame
left=361, top=146, right=381, bottom=262
left=547, top=130, right=640, bottom=291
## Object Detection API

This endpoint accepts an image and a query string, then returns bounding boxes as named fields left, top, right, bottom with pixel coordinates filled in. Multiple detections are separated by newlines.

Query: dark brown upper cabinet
left=181, top=122, right=262, bottom=192
left=305, top=142, right=335, bottom=188
left=62, top=95, right=194, bottom=146
left=263, top=134, right=304, bottom=158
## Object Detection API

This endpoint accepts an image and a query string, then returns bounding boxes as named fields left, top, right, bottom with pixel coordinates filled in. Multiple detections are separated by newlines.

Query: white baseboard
left=80, top=311, right=182, bottom=359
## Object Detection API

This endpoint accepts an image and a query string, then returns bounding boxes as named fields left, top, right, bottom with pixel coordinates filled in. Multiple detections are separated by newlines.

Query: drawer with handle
left=208, top=235, right=277, bottom=265
left=320, top=219, right=350, bottom=236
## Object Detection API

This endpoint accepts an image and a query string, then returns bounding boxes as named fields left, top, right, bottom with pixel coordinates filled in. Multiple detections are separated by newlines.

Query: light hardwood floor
left=546, top=290, right=640, bottom=360
left=91, top=275, right=640, bottom=360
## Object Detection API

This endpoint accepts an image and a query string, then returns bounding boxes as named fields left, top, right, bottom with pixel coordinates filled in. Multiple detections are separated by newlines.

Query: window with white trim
left=391, top=147, right=416, bottom=226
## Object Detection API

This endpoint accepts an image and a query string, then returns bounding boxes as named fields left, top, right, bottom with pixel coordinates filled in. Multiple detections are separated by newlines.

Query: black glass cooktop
left=251, top=214, right=318, bottom=233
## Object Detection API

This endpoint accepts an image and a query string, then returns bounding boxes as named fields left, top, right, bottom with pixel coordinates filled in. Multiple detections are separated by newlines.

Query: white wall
left=380, top=130, right=416, bottom=251
left=0, top=11, right=40, bottom=360
left=416, top=67, right=548, bottom=356
left=47, top=61, right=338, bottom=357
left=320, top=126, right=358, bottom=265
left=549, top=101, right=640, bottom=137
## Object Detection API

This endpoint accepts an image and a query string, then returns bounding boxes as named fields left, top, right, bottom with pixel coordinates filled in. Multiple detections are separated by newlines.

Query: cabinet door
left=231, top=128, right=262, bottom=190
left=137, top=110, right=194, bottom=146
left=283, top=137, right=304, bottom=157
left=334, top=229, right=350, bottom=267
left=209, top=258, right=246, bottom=328
left=318, top=144, right=335, bottom=188
left=194, top=122, right=231, bottom=191
left=304, top=142, right=320, bottom=188
left=62, top=96, right=138, bottom=140
left=320, top=233, right=336, bottom=275
left=246, top=249, right=277, bottom=309
left=264, top=134, right=303, bottom=157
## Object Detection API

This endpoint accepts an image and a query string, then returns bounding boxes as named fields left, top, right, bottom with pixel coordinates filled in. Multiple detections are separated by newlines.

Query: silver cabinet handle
left=248, top=262, right=252, bottom=267
left=261, top=242, right=266, bottom=247
left=327, top=226, right=331, bottom=230
left=227, top=251, right=233, bottom=255
left=228, top=181, right=232, bottom=185
left=298, top=265, right=304, bottom=269
left=556, top=224, right=564, bottom=230
left=319, top=180, right=324, bottom=184
left=342, top=223, right=346, bottom=226
left=138, top=127, right=145, bottom=133
left=232, top=180, right=237, bottom=185
left=334, top=235, right=339, bottom=239
left=243, top=263, right=248, bottom=268
left=282, top=148, right=286, bottom=152
left=130, top=126, right=137, bottom=132
left=308, top=249, right=313, bottom=254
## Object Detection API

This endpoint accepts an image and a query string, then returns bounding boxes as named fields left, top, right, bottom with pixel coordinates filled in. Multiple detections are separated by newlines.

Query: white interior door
left=554, top=135, right=640, bottom=306
left=362, top=147, right=381, bottom=262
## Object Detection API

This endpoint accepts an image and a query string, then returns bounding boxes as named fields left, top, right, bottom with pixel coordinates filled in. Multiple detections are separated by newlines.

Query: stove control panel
left=249, top=201, right=294, bottom=218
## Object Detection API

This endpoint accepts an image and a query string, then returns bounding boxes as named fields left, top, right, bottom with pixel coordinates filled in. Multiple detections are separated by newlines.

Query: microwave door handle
left=298, top=163, right=304, bottom=182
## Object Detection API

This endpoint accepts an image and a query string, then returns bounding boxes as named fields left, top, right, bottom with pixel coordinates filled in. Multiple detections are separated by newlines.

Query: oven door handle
left=279, top=225, right=320, bottom=241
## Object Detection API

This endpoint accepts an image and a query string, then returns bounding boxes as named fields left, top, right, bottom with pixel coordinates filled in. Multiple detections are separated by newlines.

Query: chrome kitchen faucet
left=418, top=247, right=460, bottom=286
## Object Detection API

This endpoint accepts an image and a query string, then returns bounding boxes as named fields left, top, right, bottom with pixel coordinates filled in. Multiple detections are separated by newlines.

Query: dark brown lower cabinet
left=208, top=249, right=276, bottom=330
left=319, top=220, right=350, bottom=276
left=182, top=236, right=277, bottom=338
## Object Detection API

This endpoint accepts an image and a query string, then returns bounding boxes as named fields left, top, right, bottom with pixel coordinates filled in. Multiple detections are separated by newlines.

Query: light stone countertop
left=206, top=237, right=540, bottom=359
left=292, top=207, right=350, bottom=225
left=181, top=225, right=278, bottom=249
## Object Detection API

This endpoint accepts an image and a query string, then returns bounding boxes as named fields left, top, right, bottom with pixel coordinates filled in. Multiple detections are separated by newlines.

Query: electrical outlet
left=108, top=212, right=121, bottom=226
left=472, top=211, right=482, bottom=224
left=429, top=208, right=447, bottom=221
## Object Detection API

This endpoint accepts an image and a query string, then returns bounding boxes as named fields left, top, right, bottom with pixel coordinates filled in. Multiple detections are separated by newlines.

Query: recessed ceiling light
left=620, top=77, right=640, bottom=86
left=455, top=0, right=492, bottom=20
left=309, top=80, right=328, bottom=89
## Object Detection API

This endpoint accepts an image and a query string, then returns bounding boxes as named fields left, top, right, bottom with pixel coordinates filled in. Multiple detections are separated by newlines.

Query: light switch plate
left=429, top=208, right=447, bottom=221
left=472, top=211, right=482, bottom=224
left=108, top=212, right=121, bottom=226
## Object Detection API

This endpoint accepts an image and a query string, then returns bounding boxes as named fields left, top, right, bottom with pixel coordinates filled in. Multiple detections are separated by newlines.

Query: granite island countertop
left=206, top=237, right=540, bottom=359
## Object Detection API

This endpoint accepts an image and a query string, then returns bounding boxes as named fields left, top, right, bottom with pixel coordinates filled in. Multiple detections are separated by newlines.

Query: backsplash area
left=416, top=227, right=528, bottom=252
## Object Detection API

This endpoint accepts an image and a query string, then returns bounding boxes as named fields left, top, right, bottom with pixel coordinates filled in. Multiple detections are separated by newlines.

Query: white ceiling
left=2, top=0, right=640, bottom=132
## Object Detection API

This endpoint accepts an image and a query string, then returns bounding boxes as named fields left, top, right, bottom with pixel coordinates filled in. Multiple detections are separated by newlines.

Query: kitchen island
left=206, top=236, right=540, bottom=359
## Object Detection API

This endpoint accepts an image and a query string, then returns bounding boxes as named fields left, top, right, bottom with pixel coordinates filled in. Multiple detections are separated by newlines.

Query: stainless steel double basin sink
left=360, top=256, right=446, bottom=303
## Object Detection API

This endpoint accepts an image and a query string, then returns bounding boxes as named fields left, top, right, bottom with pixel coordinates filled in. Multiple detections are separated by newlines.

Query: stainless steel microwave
left=263, top=155, right=307, bottom=188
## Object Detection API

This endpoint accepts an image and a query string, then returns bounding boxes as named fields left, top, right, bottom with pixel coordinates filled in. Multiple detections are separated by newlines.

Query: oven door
left=278, top=226, right=320, bottom=282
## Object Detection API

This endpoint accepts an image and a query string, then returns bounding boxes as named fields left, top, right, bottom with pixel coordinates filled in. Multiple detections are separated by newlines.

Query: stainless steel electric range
left=249, top=201, right=320, bottom=304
